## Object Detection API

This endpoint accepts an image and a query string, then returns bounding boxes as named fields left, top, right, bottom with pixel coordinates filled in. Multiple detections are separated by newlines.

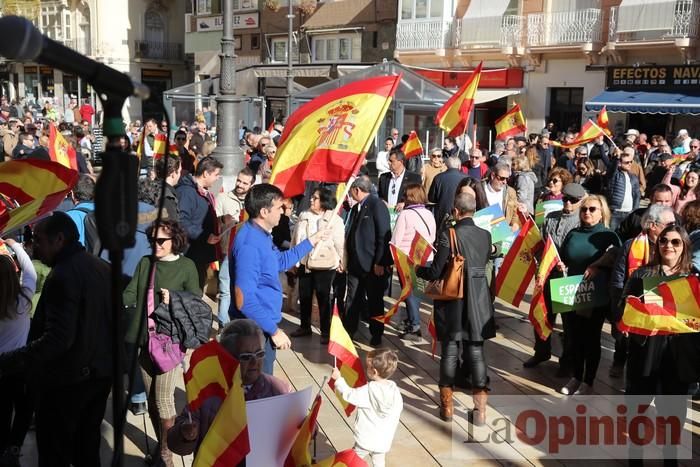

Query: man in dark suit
left=344, top=176, right=392, bottom=346
left=377, top=149, right=422, bottom=210
left=428, top=155, right=467, bottom=225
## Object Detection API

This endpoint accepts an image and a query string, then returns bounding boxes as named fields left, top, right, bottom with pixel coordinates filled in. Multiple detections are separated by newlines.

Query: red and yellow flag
left=495, top=104, right=527, bottom=140
left=528, top=235, right=560, bottom=340
left=402, top=131, right=423, bottom=159
left=658, top=275, right=700, bottom=318
left=618, top=296, right=700, bottom=336
left=328, top=306, right=367, bottom=416
left=184, top=341, right=250, bottom=467
left=495, top=219, right=543, bottom=307
left=375, top=244, right=412, bottom=325
left=270, top=75, right=401, bottom=197
left=408, top=231, right=434, bottom=266
left=597, top=105, right=612, bottom=137
left=627, top=234, right=650, bottom=279
left=312, top=449, right=368, bottom=467
left=435, top=62, right=482, bottom=138
left=551, top=119, right=603, bottom=149
left=153, top=133, right=168, bottom=160
left=285, top=394, right=322, bottom=467
left=136, top=130, right=146, bottom=159
left=0, top=159, right=78, bottom=236
left=48, top=123, right=78, bottom=171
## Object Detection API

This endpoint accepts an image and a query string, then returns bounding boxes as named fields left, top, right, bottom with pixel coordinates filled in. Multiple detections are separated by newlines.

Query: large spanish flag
left=285, top=394, right=322, bottom=467
left=270, top=75, right=401, bottom=197
left=402, top=131, right=423, bottom=159
left=328, top=306, right=367, bottom=416
left=48, top=122, right=78, bottom=171
left=313, top=449, right=368, bottom=467
left=435, top=62, right=482, bottom=138
left=184, top=341, right=250, bottom=467
left=551, top=119, right=603, bottom=149
left=528, top=235, right=560, bottom=340
left=495, top=104, right=527, bottom=140
left=0, top=159, right=78, bottom=236
left=618, top=296, right=699, bottom=336
left=495, top=219, right=543, bottom=307
left=375, top=244, right=412, bottom=325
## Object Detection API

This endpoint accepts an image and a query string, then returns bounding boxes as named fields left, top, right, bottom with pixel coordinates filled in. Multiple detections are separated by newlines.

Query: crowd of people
left=1, top=104, right=699, bottom=467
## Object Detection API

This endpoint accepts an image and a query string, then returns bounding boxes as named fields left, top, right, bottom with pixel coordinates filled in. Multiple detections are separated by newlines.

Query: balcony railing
left=609, top=0, right=700, bottom=43
left=134, top=40, right=184, bottom=60
left=458, top=14, right=526, bottom=49
left=396, top=19, right=455, bottom=51
left=501, top=15, right=526, bottom=49
left=61, top=38, right=93, bottom=56
left=527, top=8, right=602, bottom=47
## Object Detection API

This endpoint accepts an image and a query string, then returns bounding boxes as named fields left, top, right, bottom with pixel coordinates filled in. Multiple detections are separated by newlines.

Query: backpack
left=70, top=206, right=101, bottom=254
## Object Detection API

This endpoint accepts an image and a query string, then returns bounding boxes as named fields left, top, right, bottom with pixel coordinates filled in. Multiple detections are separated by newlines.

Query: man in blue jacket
left=176, top=156, right=223, bottom=288
left=607, top=147, right=640, bottom=231
left=229, top=184, right=329, bottom=374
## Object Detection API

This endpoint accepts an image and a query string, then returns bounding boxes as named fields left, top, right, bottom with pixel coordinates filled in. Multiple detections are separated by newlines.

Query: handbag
left=306, top=212, right=339, bottom=270
left=424, top=228, right=464, bottom=301
left=146, top=265, right=185, bottom=373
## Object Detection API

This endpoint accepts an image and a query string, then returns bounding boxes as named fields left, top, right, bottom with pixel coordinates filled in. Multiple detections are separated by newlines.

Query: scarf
left=627, top=233, right=650, bottom=279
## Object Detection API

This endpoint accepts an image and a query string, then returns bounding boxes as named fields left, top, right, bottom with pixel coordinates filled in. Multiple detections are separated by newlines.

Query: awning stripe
left=585, top=90, right=700, bottom=115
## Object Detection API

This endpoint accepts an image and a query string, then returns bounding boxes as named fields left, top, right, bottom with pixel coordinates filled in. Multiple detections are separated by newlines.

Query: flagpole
left=591, top=119, right=619, bottom=152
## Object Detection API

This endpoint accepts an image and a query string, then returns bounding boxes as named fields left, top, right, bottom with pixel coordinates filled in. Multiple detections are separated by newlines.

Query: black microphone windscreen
left=0, top=16, right=43, bottom=60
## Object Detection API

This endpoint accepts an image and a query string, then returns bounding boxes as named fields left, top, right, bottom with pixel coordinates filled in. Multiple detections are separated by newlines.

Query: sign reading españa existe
left=607, top=65, right=700, bottom=91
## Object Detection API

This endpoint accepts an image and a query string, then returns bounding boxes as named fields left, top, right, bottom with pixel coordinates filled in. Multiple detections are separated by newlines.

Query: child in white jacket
left=331, top=349, right=403, bottom=467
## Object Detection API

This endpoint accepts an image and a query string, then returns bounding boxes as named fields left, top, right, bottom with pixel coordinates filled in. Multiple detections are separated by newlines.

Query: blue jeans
left=610, top=210, right=630, bottom=233
left=263, top=335, right=276, bottom=375
left=218, top=255, right=230, bottom=326
left=405, top=293, right=421, bottom=329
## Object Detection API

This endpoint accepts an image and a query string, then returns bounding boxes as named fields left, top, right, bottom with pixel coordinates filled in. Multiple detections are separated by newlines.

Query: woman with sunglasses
left=422, top=148, right=447, bottom=193
left=123, top=220, right=201, bottom=467
left=574, top=158, right=604, bottom=195
left=539, top=167, right=572, bottom=202
left=558, top=195, right=620, bottom=395
left=169, top=319, right=290, bottom=456
left=619, top=225, right=699, bottom=465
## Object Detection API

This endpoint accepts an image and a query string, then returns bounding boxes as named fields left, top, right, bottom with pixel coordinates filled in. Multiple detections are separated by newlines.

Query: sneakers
left=128, top=401, right=148, bottom=416
left=560, top=378, right=581, bottom=395
left=574, top=383, right=594, bottom=395
left=609, top=362, right=625, bottom=378
left=399, top=324, right=422, bottom=341
left=523, top=354, right=551, bottom=368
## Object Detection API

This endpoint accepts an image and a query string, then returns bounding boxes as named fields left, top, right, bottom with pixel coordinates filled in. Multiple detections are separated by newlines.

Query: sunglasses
left=237, top=350, right=265, bottom=362
left=175, top=137, right=186, bottom=141
left=580, top=206, right=598, bottom=213
left=659, top=237, right=682, bottom=247
left=494, top=174, right=508, bottom=182
left=577, top=153, right=588, bottom=157
left=431, top=153, right=442, bottom=158
left=148, top=237, right=172, bottom=246
left=620, top=160, right=633, bottom=165
left=563, top=196, right=581, bottom=204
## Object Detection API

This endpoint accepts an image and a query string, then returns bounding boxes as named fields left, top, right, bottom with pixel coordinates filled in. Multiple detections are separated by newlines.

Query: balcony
left=396, top=19, right=456, bottom=52
left=527, top=8, right=602, bottom=50
left=459, top=14, right=525, bottom=51
left=134, top=40, right=184, bottom=61
left=608, top=0, right=700, bottom=46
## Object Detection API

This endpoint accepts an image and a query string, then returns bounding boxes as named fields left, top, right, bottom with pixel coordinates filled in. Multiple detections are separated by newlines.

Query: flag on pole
left=495, top=219, right=543, bottom=307
left=312, top=449, right=368, bottom=467
left=435, top=62, right=483, bottom=138
left=550, top=119, right=603, bottom=149
left=48, top=122, right=78, bottom=171
left=374, top=244, right=412, bottom=325
left=136, top=130, right=146, bottom=160
left=402, top=131, right=423, bottom=159
left=328, top=306, right=367, bottom=416
left=270, top=75, right=401, bottom=197
left=152, top=133, right=168, bottom=160
left=408, top=231, right=434, bottom=266
left=184, top=341, right=250, bottom=467
left=528, top=235, right=560, bottom=340
left=495, top=104, right=527, bottom=140
left=0, top=159, right=79, bottom=236
left=285, top=394, right=323, bottom=467
left=618, top=296, right=700, bottom=336
left=597, top=105, right=612, bottom=137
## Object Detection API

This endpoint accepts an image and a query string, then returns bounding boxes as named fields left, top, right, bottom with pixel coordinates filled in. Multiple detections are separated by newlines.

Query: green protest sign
left=550, top=274, right=609, bottom=313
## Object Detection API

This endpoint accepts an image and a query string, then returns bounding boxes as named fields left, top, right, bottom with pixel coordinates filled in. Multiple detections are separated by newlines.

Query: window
left=400, top=0, right=448, bottom=20
left=270, top=37, right=299, bottom=63
left=197, top=0, right=212, bottom=15
left=311, top=34, right=360, bottom=62
left=145, top=10, right=165, bottom=45
left=251, top=34, right=260, bottom=49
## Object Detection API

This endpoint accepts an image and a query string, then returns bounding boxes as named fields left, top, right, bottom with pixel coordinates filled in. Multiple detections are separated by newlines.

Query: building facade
left=1, top=0, right=191, bottom=122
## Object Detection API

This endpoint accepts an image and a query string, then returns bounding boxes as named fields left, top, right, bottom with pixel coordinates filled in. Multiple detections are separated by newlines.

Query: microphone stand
left=93, top=91, right=139, bottom=467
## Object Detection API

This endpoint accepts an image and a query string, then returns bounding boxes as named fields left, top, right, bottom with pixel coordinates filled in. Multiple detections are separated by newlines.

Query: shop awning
left=475, top=88, right=521, bottom=104
left=585, top=90, right=700, bottom=115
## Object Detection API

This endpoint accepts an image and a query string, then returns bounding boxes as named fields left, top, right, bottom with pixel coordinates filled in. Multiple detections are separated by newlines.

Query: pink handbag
left=146, top=266, right=185, bottom=373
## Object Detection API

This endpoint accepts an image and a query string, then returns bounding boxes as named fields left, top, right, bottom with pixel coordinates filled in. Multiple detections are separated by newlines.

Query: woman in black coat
left=416, top=192, right=496, bottom=425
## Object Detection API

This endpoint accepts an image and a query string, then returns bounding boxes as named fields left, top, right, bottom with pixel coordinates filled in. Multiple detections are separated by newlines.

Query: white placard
left=196, top=13, right=260, bottom=32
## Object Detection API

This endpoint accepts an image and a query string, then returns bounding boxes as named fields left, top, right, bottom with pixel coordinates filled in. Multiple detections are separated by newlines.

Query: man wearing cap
left=524, top=182, right=586, bottom=371
left=677, top=129, right=691, bottom=153
left=625, top=129, right=639, bottom=145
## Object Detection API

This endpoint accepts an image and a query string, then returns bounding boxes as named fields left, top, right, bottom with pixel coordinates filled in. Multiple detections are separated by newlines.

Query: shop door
left=549, top=87, right=583, bottom=134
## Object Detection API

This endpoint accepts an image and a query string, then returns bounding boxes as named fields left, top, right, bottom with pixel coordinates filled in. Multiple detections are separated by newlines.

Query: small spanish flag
left=495, top=219, right=543, bottom=307
left=285, top=394, right=322, bottom=467
left=312, top=449, right=368, bottom=467
left=435, top=62, right=482, bottom=138
left=374, top=244, right=412, bottom=325
left=328, top=306, right=367, bottom=416
left=495, top=104, right=527, bottom=140
left=48, top=122, right=78, bottom=171
left=551, top=119, right=603, bottom=149
left=408, top=231, right=434, bottom=266
left=658, top=275, right=700, bottom=317
left=618, top=296, right=699, bottom=336
left=528, top=235, right=560, bottom=340
left=597, top=105, right=612, bottom=137
left=152, top=133, right=168, bottom=160
left=402, top=131, right=423, bottom=159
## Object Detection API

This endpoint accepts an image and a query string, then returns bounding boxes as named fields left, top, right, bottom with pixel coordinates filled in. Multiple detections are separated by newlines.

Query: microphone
left=0, top=15, right=149, bottom=99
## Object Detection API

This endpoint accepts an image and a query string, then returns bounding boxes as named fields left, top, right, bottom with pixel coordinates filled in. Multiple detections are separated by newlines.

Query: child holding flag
left=331, top=349, right=403, bottom=467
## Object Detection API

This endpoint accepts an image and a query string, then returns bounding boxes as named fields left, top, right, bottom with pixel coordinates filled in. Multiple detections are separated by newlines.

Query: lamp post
left=212, top=0, right=243, bottom=189
left=286, top=0, right=294, bottom=116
